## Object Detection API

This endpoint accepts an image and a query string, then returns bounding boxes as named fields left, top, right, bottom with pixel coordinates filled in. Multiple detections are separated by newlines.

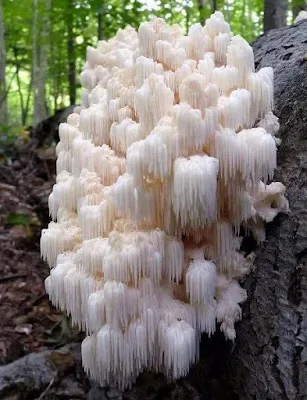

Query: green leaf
left=4, top=212, right=40, bottom=227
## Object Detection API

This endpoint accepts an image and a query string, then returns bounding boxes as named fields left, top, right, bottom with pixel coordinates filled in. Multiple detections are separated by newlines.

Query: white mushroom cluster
left=41, top=12, right=289, bottom=390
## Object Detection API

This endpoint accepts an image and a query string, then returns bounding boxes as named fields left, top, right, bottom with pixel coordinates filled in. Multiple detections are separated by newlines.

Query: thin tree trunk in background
left=0, top=0, right=8, bottom=127
left=212, top=0, right=218, bottom=13
left=13, top=48, right=26, bottom=125
left=50, top=0, right=58, bottom=115
left=39, top=0, right=51, bottom=119
left=247, top=0, right=254, bottom=39
left=240, top=0, right=246, bottom=34
left=224, top=0, right=230, bottom=22
left=67, top=0, right=76, bottom=105
left=292, top=0, right=307, bottom=21
left=32, top=0, right=50, bottom=125
left=264, top=0, right=287, bottom=31
left=24, top=77, right=32, bottom=127
left=52, top=75, right=60, bottom=112
left=32, top=0, right=38, bottom=120
left=197, top=0, right=205, bottom=24
left=97, top=5, right=103, bottom=40
left=185, top=1, right=190, bottom=34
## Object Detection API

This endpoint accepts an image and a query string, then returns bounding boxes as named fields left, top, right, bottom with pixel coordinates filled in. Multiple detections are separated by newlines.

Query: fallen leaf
left=48, top=350, right=75, bottom=370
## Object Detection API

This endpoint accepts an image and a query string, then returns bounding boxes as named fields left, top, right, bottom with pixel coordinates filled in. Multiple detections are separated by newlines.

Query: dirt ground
left=0, top=139, right=94, bottom=399
left=0, top=141, right=67, bottom=365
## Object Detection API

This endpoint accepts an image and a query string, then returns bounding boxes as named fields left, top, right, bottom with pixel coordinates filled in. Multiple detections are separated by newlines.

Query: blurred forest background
left=0, top=0, right=306, bottom=148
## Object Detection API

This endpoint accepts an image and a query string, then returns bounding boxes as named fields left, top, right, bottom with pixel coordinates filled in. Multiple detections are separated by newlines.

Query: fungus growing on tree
left=41, top=11, right=289, bottom=390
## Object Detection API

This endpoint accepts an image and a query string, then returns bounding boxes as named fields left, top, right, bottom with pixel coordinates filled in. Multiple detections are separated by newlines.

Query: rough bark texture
left=222, top=20, right=307, bottom=400
left=264, top=0, right=287, bottom=31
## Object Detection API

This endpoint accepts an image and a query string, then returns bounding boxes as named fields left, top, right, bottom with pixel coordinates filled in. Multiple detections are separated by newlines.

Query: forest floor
left=0, top=141, right=60, bottom=364
left=0, top=130, right=95, bottom=399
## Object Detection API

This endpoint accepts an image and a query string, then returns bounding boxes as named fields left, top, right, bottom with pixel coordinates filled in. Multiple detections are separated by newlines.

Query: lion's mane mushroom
left=41, top=11, right=289, bottom=390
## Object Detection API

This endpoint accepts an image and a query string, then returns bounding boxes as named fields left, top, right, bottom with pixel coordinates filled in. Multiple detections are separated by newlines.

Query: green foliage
left=4, top=212, right=40, bottom=228
left=4, top=212, right=40, bottom=239
left=1, top=0, right=294, bottom=129
left=0, top=123, right=25, bottom=161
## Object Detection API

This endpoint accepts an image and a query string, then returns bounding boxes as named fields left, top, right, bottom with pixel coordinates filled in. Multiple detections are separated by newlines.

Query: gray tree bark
left=264, top=0, right=287, bottom=31
left=0, top=0, right=8, bottom=127
left=220, top=19, right=307, bottom=400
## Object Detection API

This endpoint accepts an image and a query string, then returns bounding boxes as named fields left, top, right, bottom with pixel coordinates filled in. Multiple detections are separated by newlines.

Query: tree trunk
left=185, top=1, right=190, bottom=34
left=264, top=0, right=287, bottom=31
left=212, top=0, right=218, bottom=13
left=32, top=0, right=50, bottom=125
left=67, top=0, right=76, bottom=105
left=197, top=0, right=205, bottom=24
left=13, top=47, right=26, bottom=125
left=0, top=0, right=8, bottom=127
left=207, top=21, right=307, bottom=400
left=240, top=0, right=246, bottom=35
left=97, top=5, right=103, bottom=40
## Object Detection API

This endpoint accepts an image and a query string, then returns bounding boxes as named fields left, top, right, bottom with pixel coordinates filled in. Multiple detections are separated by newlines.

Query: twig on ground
left=0, top=273, right=27, bottom=282
left=43, top=159, right=51, bottom=181
left=36, top=372, right=58, bottom=400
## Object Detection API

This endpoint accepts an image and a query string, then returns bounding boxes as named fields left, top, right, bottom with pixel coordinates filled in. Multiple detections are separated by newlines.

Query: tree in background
left=32, top=0, right=51, bottom=125
left=212, top=0, right=218, bottom=13
left=96, top=1, right=105, bottom=40
left=67, top=0, right=76, bottom=105
left=2, top=0, right=305, bottom=129
left=264, top=0, right=287, bottom=31
left=0, top=0, right=7, bottom=127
